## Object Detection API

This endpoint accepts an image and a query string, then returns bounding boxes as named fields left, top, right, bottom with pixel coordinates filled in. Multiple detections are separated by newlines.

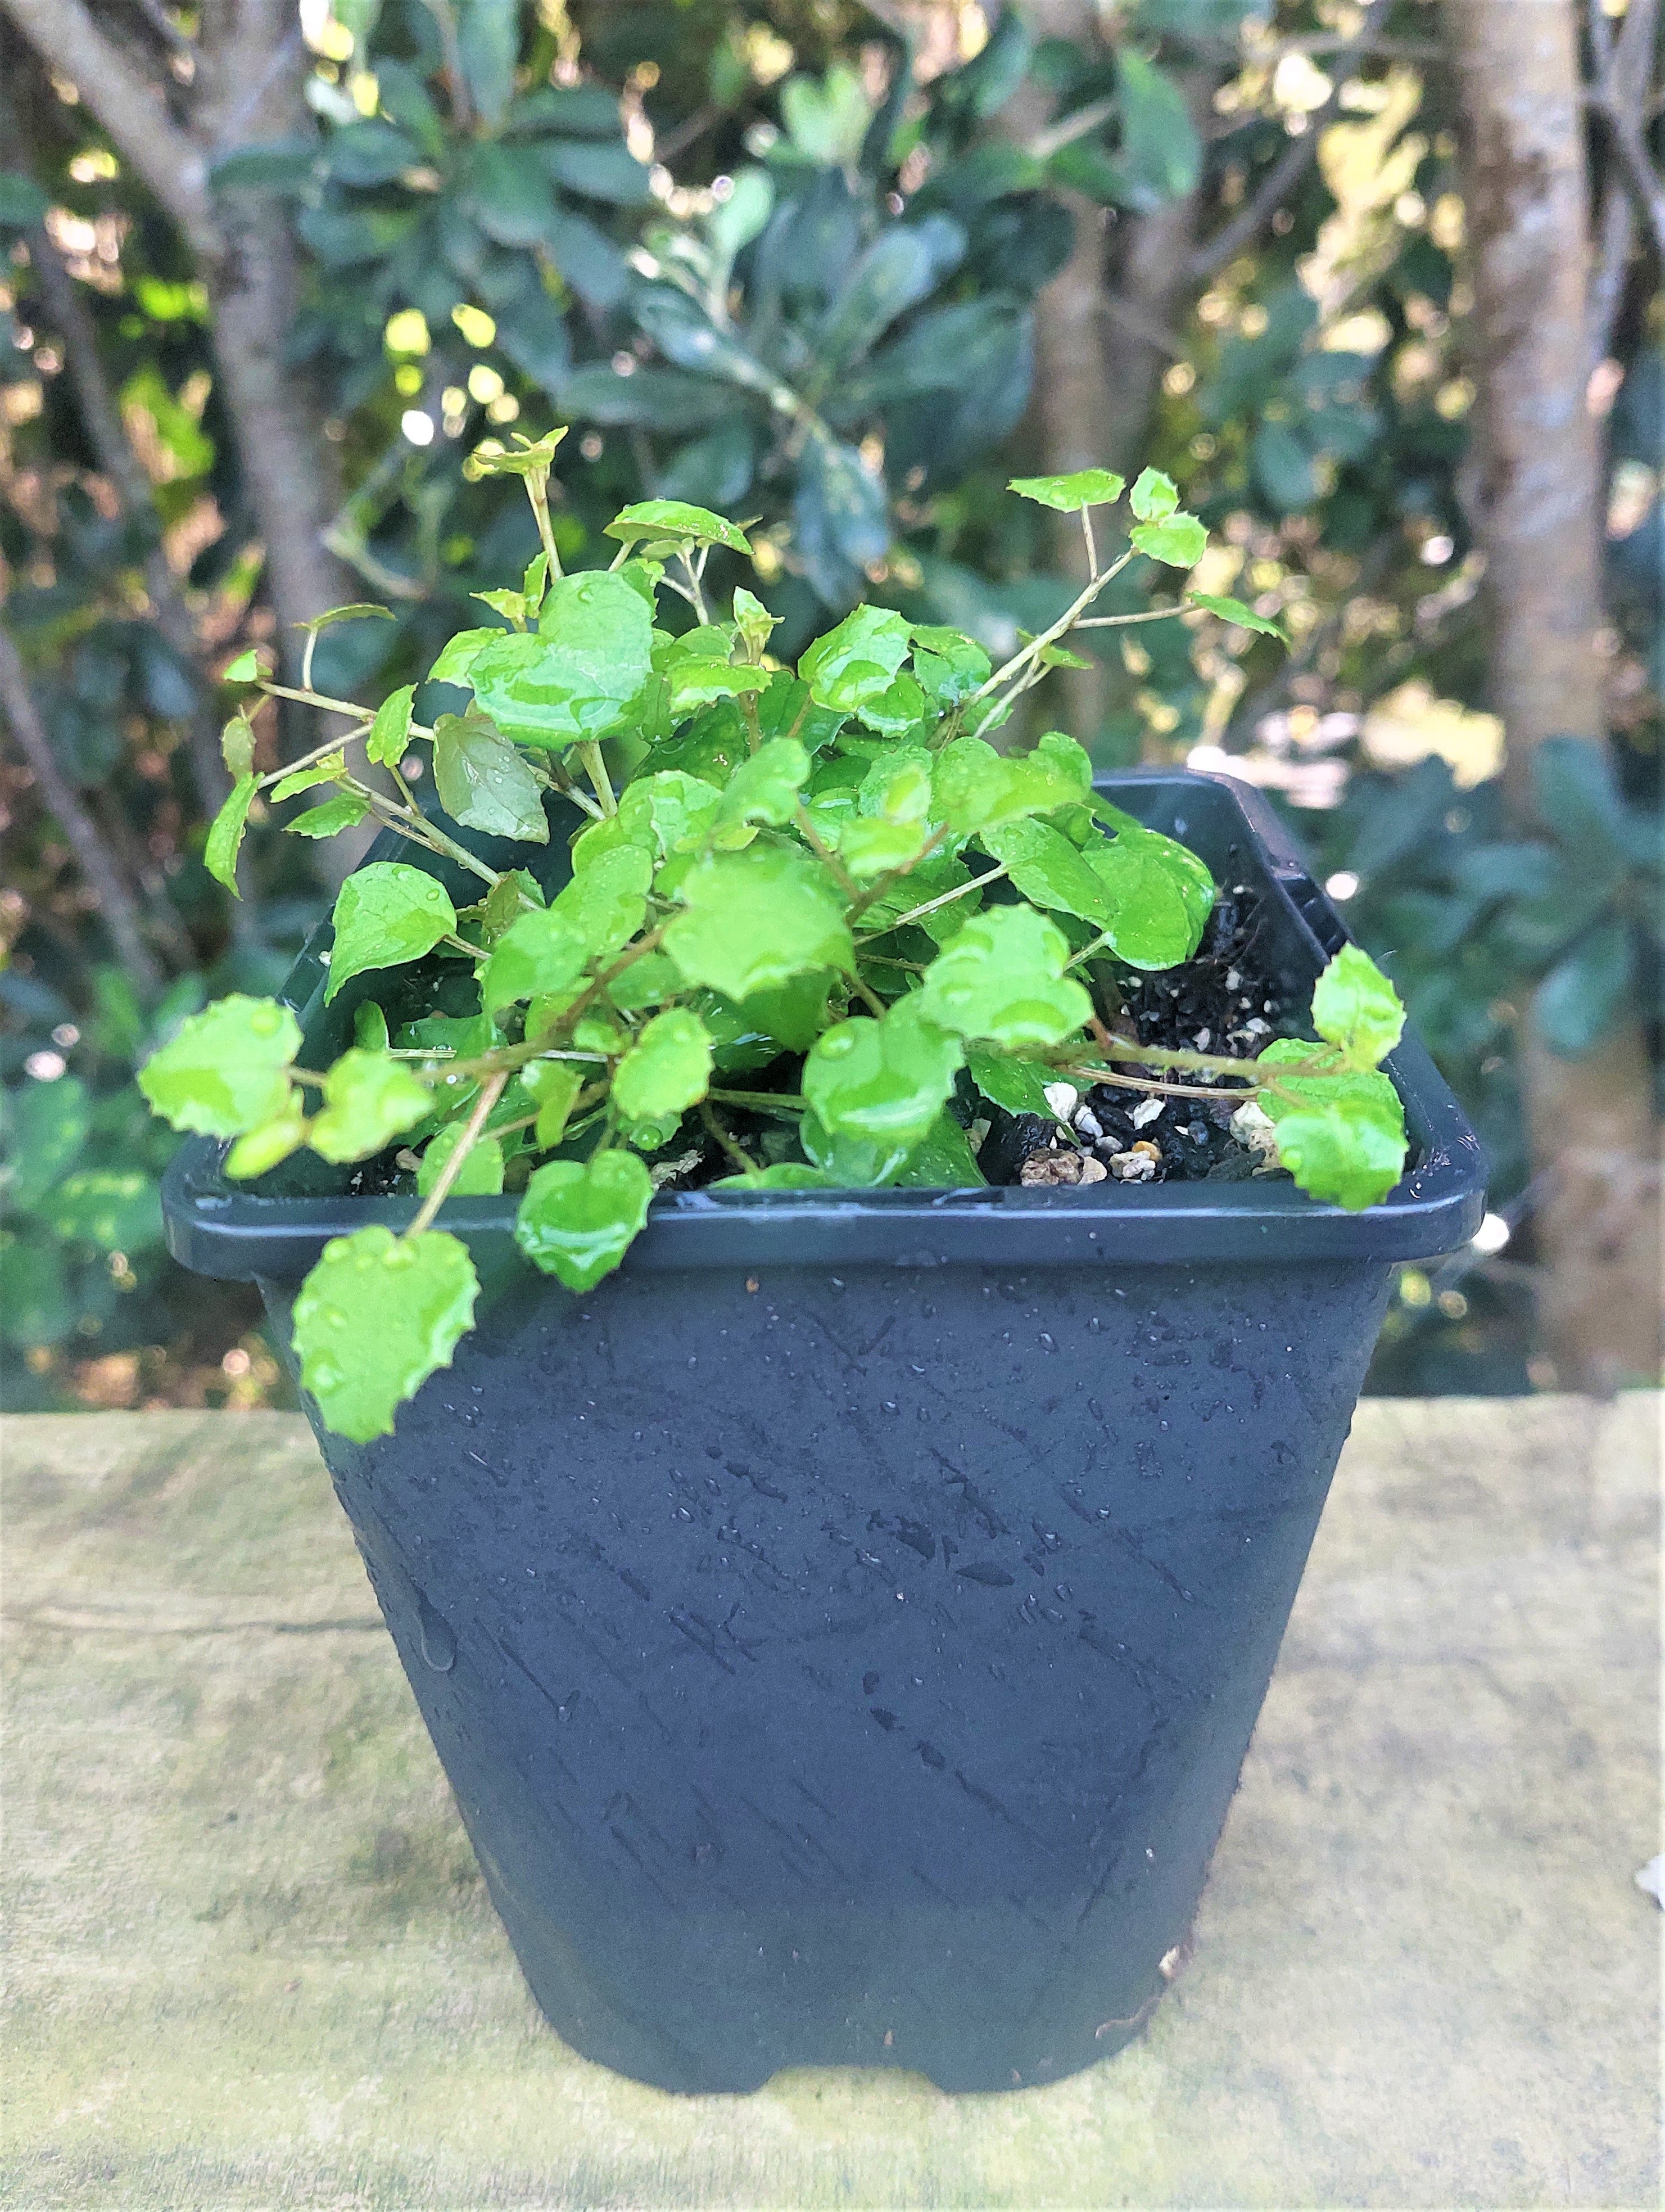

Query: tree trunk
left=193, top=1, right=354, bottom=688
left=1002, top=1, right=1115, bottom=741
left=1448, top=0, right=1661, bottom=1388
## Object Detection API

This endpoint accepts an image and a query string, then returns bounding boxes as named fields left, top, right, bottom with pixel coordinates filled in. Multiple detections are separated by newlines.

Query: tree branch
left=0, top=621, right=166, bottom=996
left=1586, top=0, right=1665, bottom=265
left=0, top=0, right=215, bottom=253
left=1188, top=0, right=1395, bottom=284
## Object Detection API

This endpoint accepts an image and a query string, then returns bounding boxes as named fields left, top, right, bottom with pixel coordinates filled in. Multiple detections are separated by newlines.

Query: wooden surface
left=2, top=1398, right=1658, bottom=2210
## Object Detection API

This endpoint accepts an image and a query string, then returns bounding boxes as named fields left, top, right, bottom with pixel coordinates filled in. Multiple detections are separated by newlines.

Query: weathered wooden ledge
left=2, top=1398, right=1657, bottom=2210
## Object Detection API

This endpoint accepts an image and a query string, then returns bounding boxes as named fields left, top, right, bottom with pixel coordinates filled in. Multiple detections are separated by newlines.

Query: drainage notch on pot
left=162, top=770, right=1484, bottom=2096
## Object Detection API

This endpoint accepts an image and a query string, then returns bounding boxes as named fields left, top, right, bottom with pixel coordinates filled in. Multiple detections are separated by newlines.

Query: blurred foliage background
left=0, top=0, right=1658, bottom=1414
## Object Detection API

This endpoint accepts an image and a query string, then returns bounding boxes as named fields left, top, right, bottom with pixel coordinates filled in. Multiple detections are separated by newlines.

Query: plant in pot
left=147, top=438, right=1482, bottom=2093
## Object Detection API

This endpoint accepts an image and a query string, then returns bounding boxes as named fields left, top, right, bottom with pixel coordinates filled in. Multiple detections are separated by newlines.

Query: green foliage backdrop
left=0, top=0, right=1658, bottom=1408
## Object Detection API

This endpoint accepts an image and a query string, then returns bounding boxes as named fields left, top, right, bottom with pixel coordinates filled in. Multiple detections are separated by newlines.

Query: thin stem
left=405, top=1071, right=508, bottom=1235
left=259, top=679, right=375, bottom=719
left=578, top=740, right=617, bottom=816
left=257, top=726, right=368, bottom=792
left=849, top=972, right=889, bottom=1018
left=678, top=548, right=710, bottom=625
left=1058, top=1064, right=1254, bottom=1102
left=707, top=1088, right=807, bottom=1114
left=440, top=931, right=488, bottom=963
left=525, top=469, right=561, bottom=580
left=964, top=549, right=1134, bottom=723
left=345, top=781, right=504, bottom=890
left=1073, top=607, right=1188, bottom=631
left=844, top=823, right=952, bottom=924
left=794, top=803, right=861, bottom=900
left=1080, top=506, right=1098, bottom=576
left=300, top=625, right=318, bottom=694
left=859, top=863, right=1006, bottom=940
left=699, top=1100, right=757, bottom=1173
left=1068, top=1034, right=1338, bottom=1081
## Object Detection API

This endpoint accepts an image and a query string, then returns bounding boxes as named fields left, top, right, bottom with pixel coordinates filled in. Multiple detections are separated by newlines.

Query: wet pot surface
left=266, top=1253, right=1390, bottom=2094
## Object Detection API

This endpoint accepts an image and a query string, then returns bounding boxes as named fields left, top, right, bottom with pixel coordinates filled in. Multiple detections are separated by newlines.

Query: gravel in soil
left=981, top=881, right=1288, bottom=1189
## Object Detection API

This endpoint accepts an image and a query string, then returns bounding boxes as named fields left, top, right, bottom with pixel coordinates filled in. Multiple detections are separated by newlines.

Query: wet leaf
left=804, top=995, right=963, bottom=1149
left=612, top=1007, right=713, bottom=1122
left=917, top=905, right=1092, bottom=1047
left=306, top=1049, right=432, bottom=1163
left=292, top=1226, right=479, bottom=1442
left=433, top=708, right=549, bottom=842
left=327, top=864, right=459, bottom=1000
left=1311, top=944, right=1406, bottom=1069
left=138, top=995, right=301, bottom=1137
left=515, top=1148, right=653, bottom=1290
left=665, top=843, right=853, bottom=1000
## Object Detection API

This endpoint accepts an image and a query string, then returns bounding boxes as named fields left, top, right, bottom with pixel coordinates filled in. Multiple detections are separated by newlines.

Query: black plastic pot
left=164, top=770, right=1483, bottom=2094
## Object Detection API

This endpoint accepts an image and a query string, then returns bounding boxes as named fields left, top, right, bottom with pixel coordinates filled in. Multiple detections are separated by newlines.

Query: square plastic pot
left=163, top=770, right=1484, bottom=2094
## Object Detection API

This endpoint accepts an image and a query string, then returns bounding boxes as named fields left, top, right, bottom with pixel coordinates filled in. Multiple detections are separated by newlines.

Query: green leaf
left=612, top=1007, right=713, bottom=1122
left=1310, top=944, right=1406, bottom=1070
left=269, top=752, right=345, bottom=801
left=712, top=1162, right=838, bottom=1190
left=47, top=1170, right=162, bottom=1251
left=481, top=908, right=589, bottom=1017
left=890, top=1109, right=985, bottom=1189
left=223, top=649, right=261, bottom=683
left=1533, top=919, right=1636, bottom=1058
left=2, top=1075, right=91, bottom=1213
left=286, top=793, right=370, bottom=838
left=732, top=588, right=780, bottom=660
left=1007, top=468, right=1125, bottom=513
left=1129, top=467, right=1178, bottom=522
left=1256, top=1041, right=1408, bottom=1210
left=714, top=738, right=811, bottom=840
left=965, top=1046, right=1058, bottom=1119
left=1187, top=592, right=1288, bottom=640
left=432, top=708, right=549, bottom=842
left=429, top=630, right=501, bottom=686
left=981, top=819, right=1112, bottom=924
left=917, top=906, right=1092, bottom=1048
left=225, top=1100, right=310, bottom=1180
left=0, top=1234, right=71, bottom=1348
left=292, top=1225, right=480, bottom=1442
left=799, top=607, right=912, bottom=714
left=605, top=500, right=752, bottom=556
left=367, top=684, right=417, bottom=769
left=221, top=713, right=256, bottom=779
left=1130, top=513, right=1207, bottom=568
left=298, top=602, right=393, bottom=634
left=515, top=1149, right=653, bottom=1290
left=911, top=626, right=991, bottom=711
left=550, top=842, right=652, bottom=959
left=838, top=817, right=929, bottom=879
left=664, top=845, right=853, bottom=1002
left=1080, top=822, right=1215, bottom=969
left=521, top=1059, right=586, bottom=1146
left=307, top=1050, right=432, bottom=1163
left=205, top=774, right=257, bottom=896
left=933, top=731, right=1092, bottom=834
left=854, top=670, right=929, bottom=739
left=470, top=572, right=655, bottom=748
left=803, top=995, right=963, bottom=1150
left=1114, top=49, right=1201, bottom=210
left=799, top=1110, right=916, bottom=1188
left=415, top=1122, right=505, bottom=1198
left=138, top=995, right=301, bottom=1136
left=610, top=771, right=722, bottom=863
left=326, top=864, right=459, bottom=1001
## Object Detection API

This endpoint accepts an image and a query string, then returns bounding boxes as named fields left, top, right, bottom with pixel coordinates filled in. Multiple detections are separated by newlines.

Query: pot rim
left=161, top=769, right=1486, bottom=1281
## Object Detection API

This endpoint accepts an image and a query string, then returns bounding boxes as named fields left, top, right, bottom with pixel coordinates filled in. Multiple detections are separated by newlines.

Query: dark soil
left=978, top=880, right=1286, bottom=1188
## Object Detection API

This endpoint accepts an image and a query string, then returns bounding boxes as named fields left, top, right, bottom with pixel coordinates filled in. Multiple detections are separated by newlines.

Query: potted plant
left=150, top=440, right=1482, bottom=2093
